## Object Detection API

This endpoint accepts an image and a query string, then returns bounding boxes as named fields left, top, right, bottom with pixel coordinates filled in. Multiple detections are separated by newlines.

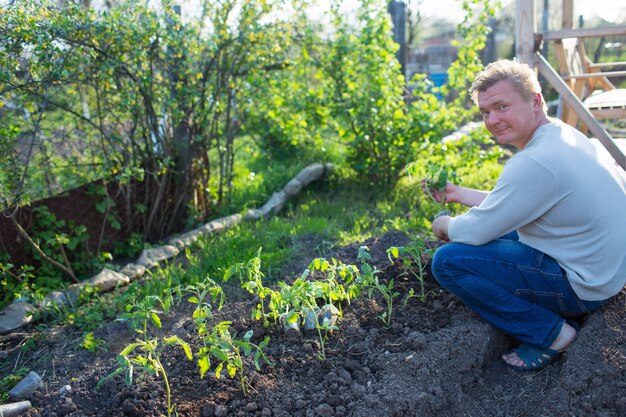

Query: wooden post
left=562, top=0, right=573, bottom=30
left=515, top=0, right=535, bottom=65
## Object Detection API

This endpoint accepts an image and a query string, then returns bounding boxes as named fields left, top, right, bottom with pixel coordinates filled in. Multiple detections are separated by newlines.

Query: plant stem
left=236, top=350, right=248, bottom=396
left=157, top=360, right=172, bottom=417
left=423, top=183, right=443, bottom=212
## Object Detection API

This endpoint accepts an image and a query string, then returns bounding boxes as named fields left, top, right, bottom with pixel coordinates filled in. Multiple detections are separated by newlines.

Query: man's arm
left=422, top=180, right=489, bottom=207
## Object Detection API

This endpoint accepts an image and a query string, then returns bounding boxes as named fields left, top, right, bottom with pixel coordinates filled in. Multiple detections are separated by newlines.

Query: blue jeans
left=431, top=232, right=606, bottom=349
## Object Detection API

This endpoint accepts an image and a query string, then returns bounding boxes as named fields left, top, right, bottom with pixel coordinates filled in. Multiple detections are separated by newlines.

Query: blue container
left=429, top=72, right=448, bottom=99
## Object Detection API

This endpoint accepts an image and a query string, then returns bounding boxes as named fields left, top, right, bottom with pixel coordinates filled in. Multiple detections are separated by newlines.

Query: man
left=424, top=59, right=626, bottom=371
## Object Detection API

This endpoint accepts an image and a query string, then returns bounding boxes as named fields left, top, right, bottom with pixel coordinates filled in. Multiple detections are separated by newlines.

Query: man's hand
left=421, top=178, right=489, bottom=208
left=432, top=215, right=451, bottom=242
left=421, top=178, right=453, bottom=204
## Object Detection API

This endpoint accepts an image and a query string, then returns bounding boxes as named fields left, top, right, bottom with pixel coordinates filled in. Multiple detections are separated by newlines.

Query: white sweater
left=448, top=119, right=626, bottom=301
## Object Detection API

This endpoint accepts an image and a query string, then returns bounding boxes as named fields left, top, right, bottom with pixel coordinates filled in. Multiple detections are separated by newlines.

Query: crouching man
left=423, top=59, right=626, bottom=371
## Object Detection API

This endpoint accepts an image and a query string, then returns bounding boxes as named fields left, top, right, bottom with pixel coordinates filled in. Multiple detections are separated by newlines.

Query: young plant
left=357, top=246, right=399, bottom=328
left=407, top=162, right=459, bottom=214
left=116, top=294, right=173, bottom=341
left=226, top=249, right=274, bottom=326
left=196, top=321, right=271, bottom=396
left=387, top=237, right=437, bottom=304
left=304, top=298, right=338, bottom=361
left=290, top=272, right=335, bottom=360
left=97, top=306, right=192, bottom=417
left=185, top=278, right=225, bottom=335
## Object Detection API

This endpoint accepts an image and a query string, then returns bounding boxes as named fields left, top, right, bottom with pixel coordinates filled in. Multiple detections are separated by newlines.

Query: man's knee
left=431, top=244, right=458, bottom=283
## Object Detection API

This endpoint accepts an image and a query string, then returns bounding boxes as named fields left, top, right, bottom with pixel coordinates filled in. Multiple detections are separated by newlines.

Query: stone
left=168, top=228, right=204, bottom=249
left=0, top=301, right=36, bottom=334
left=85, top=268, right=130, bottom=292
left=282, top=178, right=304, bottom=196
left=214, top=404, right=228, bottom=417
left=119, top=263, right=146, bottom=280
left=257, top=191, right=288, bottom=216
left=244, top=209, right=262, bottom=221
left=137, top=245, right=180, bottom=268
left=42, top=287, right=79, bottom=308
left=205, top=213, right=242, bottom=231
left=295, top=163, right=326, bottom=186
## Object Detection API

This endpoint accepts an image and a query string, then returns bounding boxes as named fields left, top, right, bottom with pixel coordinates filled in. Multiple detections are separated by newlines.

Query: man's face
left=477, top=80, right=542, bottom=149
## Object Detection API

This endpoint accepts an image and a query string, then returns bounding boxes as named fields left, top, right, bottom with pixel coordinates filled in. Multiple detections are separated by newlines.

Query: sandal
left=505, top=320, right=581, bottom=371
left=505, top=343, right=560, bottom=371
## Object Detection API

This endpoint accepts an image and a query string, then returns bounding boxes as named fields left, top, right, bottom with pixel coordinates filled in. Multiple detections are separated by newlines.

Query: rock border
left=0, top=163, right=334, bottom=335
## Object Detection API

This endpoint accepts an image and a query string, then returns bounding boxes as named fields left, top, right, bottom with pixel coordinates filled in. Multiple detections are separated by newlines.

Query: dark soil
left=1, top=231, right=624, bottom=417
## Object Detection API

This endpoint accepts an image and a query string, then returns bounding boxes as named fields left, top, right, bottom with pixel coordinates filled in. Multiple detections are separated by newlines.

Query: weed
left=79, top=331, right=107, bottom=353
left=0, top=367, right=30, bottom=402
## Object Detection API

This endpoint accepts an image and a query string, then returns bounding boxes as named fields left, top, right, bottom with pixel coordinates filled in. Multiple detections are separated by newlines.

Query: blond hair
left=469, top=59, right=546, bottom=112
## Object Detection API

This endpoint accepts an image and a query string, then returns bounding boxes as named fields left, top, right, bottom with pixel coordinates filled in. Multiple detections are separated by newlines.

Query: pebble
left=315, top=403, right=333, bottom=417
left=215, top=404, right=228, bottom=417
left=57, top=385, right=72, bottom=396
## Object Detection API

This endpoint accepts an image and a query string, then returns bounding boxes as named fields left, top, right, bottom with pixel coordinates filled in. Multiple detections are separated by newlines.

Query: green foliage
left=387, top=237, right=436, bottom=304
left=0, top=262, right=35, bottom=310
left=79, top=331, right=107, bottom=353
left=98, top=298, right=192, bottom=417
left=0, top=367, right=30, bottom=403
left=27, top=206, right=96, bottom=278
left=112, top=233, right=145, bottom=259
left=33, top=284, right=117, bottom=332
left=195, top=322, right=271, bottom=396
left=0, top=0, right=305, bottom=240
left=357, top=246, right=399, bottom=328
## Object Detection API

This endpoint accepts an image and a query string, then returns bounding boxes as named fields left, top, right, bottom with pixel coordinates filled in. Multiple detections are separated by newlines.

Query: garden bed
left=1, top=231, right=624, bottom=417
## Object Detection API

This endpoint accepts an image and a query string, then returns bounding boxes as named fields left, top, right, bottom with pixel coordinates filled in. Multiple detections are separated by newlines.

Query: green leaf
left=150, top=313, right=161, bottom=328
left=387, top=247, right=399, bottom=260
left=198, top=356, right=210, bottom=378
left=227, top=363, right=237, bottom=378
left=215, top=362, right=224, bottom=379
left=210, top=347, right=229, bottom=362
left=243, top=330, right=253, bottom=342
left=119, top=343, right=141, bottom=356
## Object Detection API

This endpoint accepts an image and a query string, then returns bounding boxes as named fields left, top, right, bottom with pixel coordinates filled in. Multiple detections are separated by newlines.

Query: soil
left=1, top=230, right=624, bottom=417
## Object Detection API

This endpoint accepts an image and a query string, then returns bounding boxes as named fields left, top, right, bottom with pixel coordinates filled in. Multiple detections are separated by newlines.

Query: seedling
left=116, top=294, right=173, bottom=341
left=97, top=306, right=192, bottom=417
left=407, top=162, right=459, bottom=213
left=196, top=321, right=271, bottom=396
left=185, top=278, right=225, bottom=336
left=387, top=237, right=437, bottom=304
left=229, top=250, right=274, bottom=326
left=357, top=246, right=399, bottom=328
